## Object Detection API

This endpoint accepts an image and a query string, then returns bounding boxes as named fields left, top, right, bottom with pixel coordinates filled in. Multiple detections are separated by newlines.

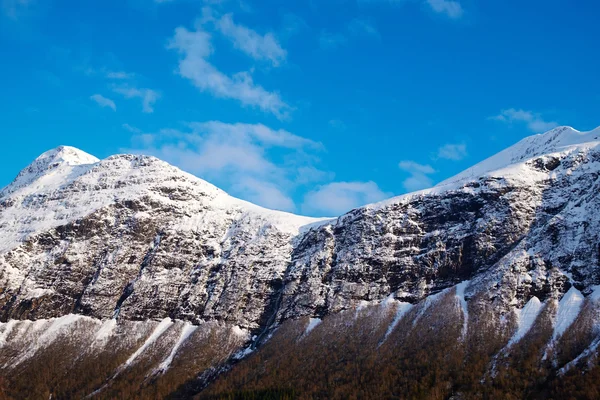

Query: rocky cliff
left=1, top=126, right=600, bottom=399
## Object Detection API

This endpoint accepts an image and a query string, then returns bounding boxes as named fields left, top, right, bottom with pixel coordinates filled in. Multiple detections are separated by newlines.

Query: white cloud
left=398, top=160, right=435, bottom=191
left=106, top=71, right=134, bottom=79
left=426, top=0, right=463, bottom=18
left=357, top=0, right=463, bottom=19
left=127, top=121, right=325, bottom=212
left=90, top=94, right=116, bottom=111
left=168, top=25, right=292, bottom=119
left=302, top=181, right=390, bottom=216
left=320, top=18, right=381, bottom=50
left=436, top=143, right=467, bottom=161
left=122, top=123, right=142, bottom=133
left=490, top=108, right=559, bottom=133
left=233, top=177, right=295, bottom=211
left=209, top=12, right=287, bottom=66
left=348, top=18, right=380, bottom=39
left=112, top=85, right=160, bottom=113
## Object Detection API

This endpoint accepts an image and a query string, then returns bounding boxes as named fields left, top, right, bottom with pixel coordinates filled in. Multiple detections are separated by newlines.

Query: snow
left=10, top=314, right=94, bottom=366
left=124, top=318, right=173, bottom=366
left=0, top=146, right=325, bottom=257
left=589, top=285, right=600, bottom=302
left=553, top=287, right=584, bottom=340
left=0, top=320, right=17, bottom=347
left=380, top=298, right=413, bottom=343
left=412, top=288, right=451, bottom=327
left=559, top=336, right=600, bottom=375
left=455, top=281, right=470, bottom=338
left=157, top=323, right=198, bottom=372
left=38, top=314, right=85, bottom=344
left=509, top=297, right=543, bottom=345
left=94, top=319, right=118, bottom=344
left=367, top=125, right=600, bottom=211
left=437, top=126, right=600, bottom=187
left=305, top=318, right=321, bottom=334
left=231, top=325, right=249, bottom=338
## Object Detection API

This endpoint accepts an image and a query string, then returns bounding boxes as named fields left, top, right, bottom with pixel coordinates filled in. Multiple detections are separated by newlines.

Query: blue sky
left=1, top=0, right=599, bottom=216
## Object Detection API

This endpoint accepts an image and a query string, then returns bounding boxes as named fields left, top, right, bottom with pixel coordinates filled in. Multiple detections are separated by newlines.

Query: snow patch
left=156, top=323, right=198, bottom=372
left=94, top=319, right=117, bottom=344
left=413, top=288, right=451, bottom=327
left=455, top=281, right=470, bottom=339
left=559, top=336, right=600, bottom=375
left=233, top=346, right=255, bottom=360
left=589, top=285, right=600, bottom=302
left=381, top=300, right=413, bottom=344
left=553, top=287, right=584, bottom=340
left=124, top=318, right=173, bottom=366
left=231, top=325, right=249, bottom=338
left=0, top=320, right=17, bottom=347
left=305, top=318, right=322, bottom=335
left=509, top=297, right=543, bottom=346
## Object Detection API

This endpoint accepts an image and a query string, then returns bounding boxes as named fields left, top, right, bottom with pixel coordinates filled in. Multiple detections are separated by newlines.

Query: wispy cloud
left=126, top=121, right=325, bottom=212
left=398, top=160, right=435, bottom=191
left=168, top=24, right=292, bottom=119
left=490, top=108, right=559, bottom=133
left=204, top=10, right=287, bottom=67
left=357, top=0, right=464, bottom=19
left=426, top=0, right=463, bottom=19
left=112, top=85, right=160, bottom=113
left=436, top=143, right=467, bottom=160
left=233, top=177, right=295, bottom=211
left=122, top=123, right=142, bottom=133
left=348, top=18, right=380, bottom=39
left=106, top=71, right=135, bottom=79
left=320, top=18, right=380, bottom=50
left=302, top=181, right=390, bottom=215
left=90, top=94, right=116, bottom=111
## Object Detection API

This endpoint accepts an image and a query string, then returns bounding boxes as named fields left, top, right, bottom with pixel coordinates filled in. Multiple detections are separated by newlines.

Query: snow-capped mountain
left=1, top=126, right=600, bottom=399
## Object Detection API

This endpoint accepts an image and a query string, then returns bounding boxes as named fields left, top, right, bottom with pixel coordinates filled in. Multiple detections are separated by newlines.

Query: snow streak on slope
left=412, top=288, right=451, bottom=327
left=509, top=297, right=543, bottom=346
left=157, top=323, right=198, bottom=373
left=0, top=320, right=17, bottom=347
left=305, top=318, right=322, bottom=335
left=553, top=287, right=584, bottom=340
left=381, top=296, right=413, bottom=344
left=455, top=281, right=470, bottom=339
left=124, top=318, right=173, bottom=367
left=94, top=319, right=118, bottom=345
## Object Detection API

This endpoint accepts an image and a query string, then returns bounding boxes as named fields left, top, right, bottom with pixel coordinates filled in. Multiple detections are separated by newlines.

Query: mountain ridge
left=2, top=125, right=600, bottom=398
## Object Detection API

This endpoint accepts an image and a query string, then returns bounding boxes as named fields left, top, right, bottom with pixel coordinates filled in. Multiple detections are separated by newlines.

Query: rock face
left=1, top=126, right=600, bottom=397
left=0, top=147, right=323, bottom=330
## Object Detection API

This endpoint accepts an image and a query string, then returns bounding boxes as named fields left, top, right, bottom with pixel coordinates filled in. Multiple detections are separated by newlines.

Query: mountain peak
left=436, top=125, right=600, bottom=188
left=1, top=146, right=99, bottom=198
left=33, top=145, right=100, bottom=168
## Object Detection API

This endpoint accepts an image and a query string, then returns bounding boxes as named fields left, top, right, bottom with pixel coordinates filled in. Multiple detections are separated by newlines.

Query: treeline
left=1, top=292, right=600, bottom=399
left=201, top=292, right=600, bottom=400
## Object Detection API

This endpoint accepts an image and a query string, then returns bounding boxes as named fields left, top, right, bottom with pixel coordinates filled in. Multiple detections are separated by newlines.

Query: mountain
left=2, top=126, right=600, bottom=399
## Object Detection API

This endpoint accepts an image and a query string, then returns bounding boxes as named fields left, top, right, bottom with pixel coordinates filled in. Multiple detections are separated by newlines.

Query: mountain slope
left=1, top=126, right=600, bottom=399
